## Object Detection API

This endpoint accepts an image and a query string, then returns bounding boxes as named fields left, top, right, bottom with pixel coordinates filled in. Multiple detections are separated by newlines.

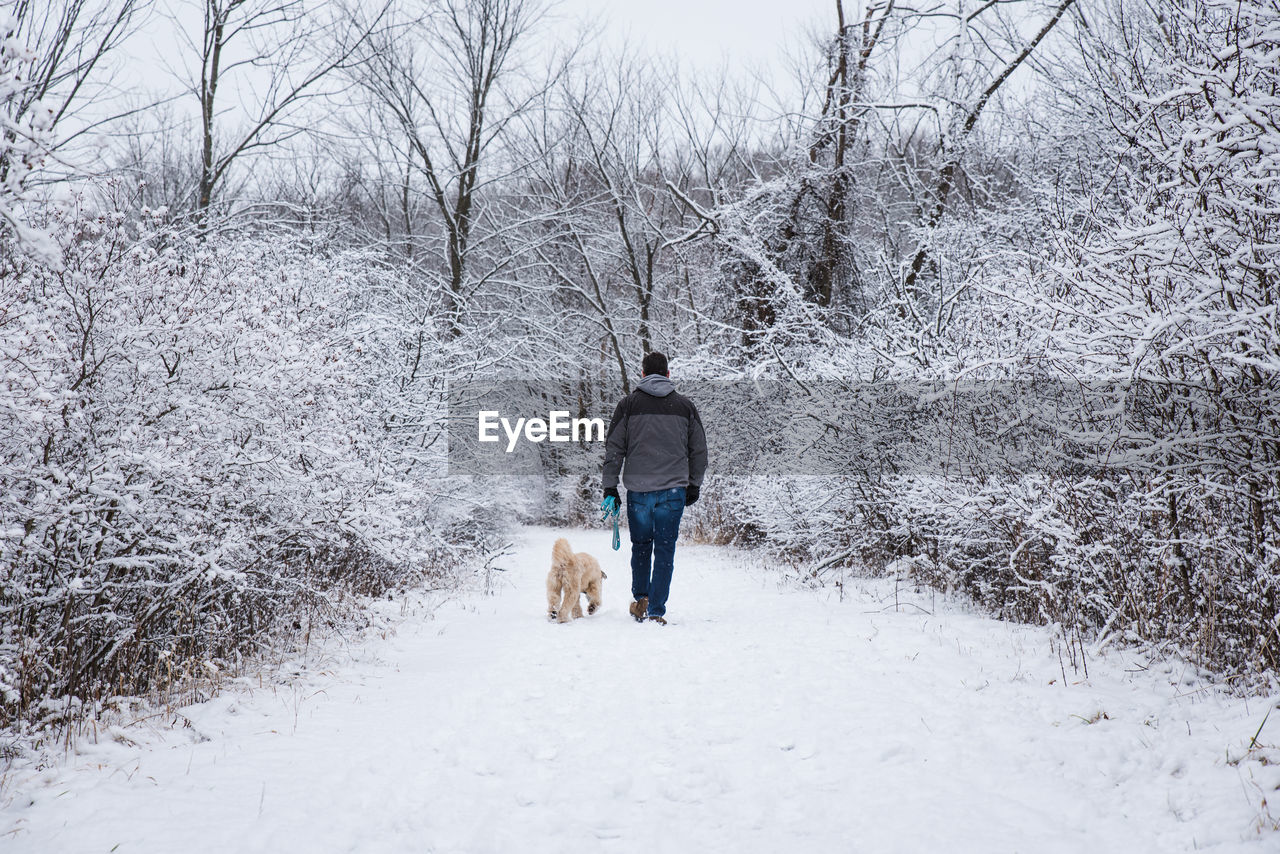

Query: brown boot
left=629, top=597, right=648, bottom=622
left=647, top=614, right=667, bottom=625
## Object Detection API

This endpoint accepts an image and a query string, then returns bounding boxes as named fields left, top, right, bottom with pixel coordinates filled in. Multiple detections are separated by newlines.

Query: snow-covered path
left=3, top=527, right=1276, bottom=853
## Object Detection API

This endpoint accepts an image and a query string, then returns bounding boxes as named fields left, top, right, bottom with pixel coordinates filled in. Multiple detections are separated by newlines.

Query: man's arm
left=687, top=401, right=708, bottom=487
left=602, top=397, right=629, bottom=490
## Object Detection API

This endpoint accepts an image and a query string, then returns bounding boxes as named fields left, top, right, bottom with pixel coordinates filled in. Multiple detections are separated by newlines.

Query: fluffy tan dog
left=546, top=537, right=606, bottom=623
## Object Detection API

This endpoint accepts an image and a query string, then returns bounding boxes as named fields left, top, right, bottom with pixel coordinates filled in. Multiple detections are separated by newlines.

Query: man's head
left=642, top=351, right=669, bottom=377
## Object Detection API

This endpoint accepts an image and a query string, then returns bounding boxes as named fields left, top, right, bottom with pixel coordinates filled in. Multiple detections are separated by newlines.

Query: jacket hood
left=636, top=373, right=675, bottom=397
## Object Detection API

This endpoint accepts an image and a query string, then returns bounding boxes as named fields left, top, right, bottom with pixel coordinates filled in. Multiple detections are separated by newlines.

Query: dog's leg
left=546, top=576, right=561, bottom=621
left=557, top=584, right=579, bottom=623
left=585, top=578, right=602, bottom=615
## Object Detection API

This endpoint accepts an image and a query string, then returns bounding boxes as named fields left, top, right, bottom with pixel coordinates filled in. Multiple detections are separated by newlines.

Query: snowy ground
left=2, top=526, right=1278, bottom=853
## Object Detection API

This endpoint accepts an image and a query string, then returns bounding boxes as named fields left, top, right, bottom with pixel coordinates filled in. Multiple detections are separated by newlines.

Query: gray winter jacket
left=602, top=373, right=708, bottom=493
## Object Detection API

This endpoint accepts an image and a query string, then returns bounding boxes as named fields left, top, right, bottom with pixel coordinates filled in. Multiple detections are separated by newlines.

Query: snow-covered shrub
left=0, top=197, right=487, bottom=731
left=1034, top=0, right=1280, bottom=673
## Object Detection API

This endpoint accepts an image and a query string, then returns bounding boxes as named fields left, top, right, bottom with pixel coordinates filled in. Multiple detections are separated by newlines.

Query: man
left=602, top=352, right=708, bottom=625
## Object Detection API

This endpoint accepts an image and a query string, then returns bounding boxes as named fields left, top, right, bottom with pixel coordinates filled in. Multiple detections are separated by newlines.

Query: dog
left=546, top=537, right=606, bottom=623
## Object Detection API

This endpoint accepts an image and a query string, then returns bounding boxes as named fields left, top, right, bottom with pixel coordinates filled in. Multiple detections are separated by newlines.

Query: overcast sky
left=554, top=0, right=836, bottom=74
left=116, top=0, right=842, bottom=116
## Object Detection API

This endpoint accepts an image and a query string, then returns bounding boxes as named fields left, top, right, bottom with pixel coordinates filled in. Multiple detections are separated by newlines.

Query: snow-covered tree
left=0, top=7, right=56, bottom=263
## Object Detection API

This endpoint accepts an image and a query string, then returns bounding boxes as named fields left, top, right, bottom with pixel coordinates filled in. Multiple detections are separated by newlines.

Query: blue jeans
left=627, top=487, right=686, bottom=618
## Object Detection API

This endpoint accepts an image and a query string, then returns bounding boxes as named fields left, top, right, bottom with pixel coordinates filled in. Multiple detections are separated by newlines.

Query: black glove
left=603, top=486, right=620, bottom=504
left=684, top=484, right=700, bottom=506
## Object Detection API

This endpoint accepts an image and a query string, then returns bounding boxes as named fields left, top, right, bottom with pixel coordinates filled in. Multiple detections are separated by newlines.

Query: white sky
left=115, top=0, right=842, bottom=114
left=552, top=0, right=837, bottom=77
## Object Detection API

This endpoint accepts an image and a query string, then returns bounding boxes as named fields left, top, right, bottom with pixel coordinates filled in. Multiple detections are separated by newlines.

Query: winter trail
left=2, top=527, right=1273, bottom=853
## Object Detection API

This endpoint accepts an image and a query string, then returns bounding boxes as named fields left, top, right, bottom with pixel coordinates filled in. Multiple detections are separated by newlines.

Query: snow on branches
left=0, top=199, right=482, bottom=731
left=0, top=8, right=57, bottom=264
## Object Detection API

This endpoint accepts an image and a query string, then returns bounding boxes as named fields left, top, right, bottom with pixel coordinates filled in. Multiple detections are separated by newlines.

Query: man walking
left=602, top=352, right=708, bottom=624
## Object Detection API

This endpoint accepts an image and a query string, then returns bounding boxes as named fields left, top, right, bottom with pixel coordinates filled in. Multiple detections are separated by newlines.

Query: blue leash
left=600, top=496, right=621, bottom=551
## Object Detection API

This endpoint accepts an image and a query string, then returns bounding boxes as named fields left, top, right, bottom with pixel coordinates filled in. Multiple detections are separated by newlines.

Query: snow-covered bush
left=1032, top=0, right=1280, bottom=673
left=0, top=197, right=489, bottom=731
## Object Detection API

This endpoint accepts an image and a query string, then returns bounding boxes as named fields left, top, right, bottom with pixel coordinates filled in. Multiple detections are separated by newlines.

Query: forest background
left=2, top=0, right=1277, bottom=739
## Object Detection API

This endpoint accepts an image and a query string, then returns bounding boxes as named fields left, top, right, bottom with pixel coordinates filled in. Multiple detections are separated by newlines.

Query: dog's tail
left=551, top=537, right=574, bottom=576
